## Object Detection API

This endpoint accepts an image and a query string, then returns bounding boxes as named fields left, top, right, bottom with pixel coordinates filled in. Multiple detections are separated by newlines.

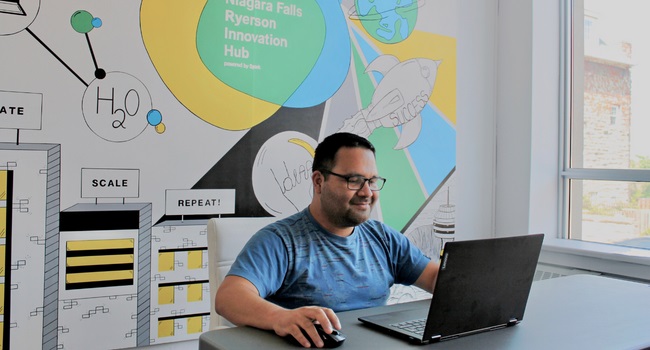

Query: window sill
left=539, top=238, right=650, bottom=282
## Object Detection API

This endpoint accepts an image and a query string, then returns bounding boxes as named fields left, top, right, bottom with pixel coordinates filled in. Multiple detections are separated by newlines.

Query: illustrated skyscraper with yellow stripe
left=0, top=169, right=10, bottom=350
left=65, top=238, right=135, bottom=290
left=151, top=221, right=211, bottom=342
left=1, top=143, right=60, bottom=350
left=59, top=203, right=152, bottom=349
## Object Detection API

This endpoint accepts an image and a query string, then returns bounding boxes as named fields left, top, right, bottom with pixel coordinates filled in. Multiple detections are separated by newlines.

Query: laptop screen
left=359, top=234, right=544, bottom=344
left=423, top=234, right=544, bottom=340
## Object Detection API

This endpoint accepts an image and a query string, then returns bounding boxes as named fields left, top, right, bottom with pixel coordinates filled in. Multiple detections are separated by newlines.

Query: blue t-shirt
left=227, top=208, right=430, bottom=312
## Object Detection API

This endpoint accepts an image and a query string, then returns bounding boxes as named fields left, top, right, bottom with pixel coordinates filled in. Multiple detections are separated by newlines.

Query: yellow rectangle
left=187, top=283, right=203, bottom=302
left=67, top=239, right=134, bottom=252
left=0, top=207, right=6, bottom=238
left=187, top=316, right=204, bottom=334
left=66, top=270, right=133, bottom=284
left=158, top=319, right=174, bottom=338
left=0, top=245, right=5, bottom=277
left=158, top=252, right=175, bottom=272
left=187, top=250, right=203, bottom=270
left=0, top=284, right=4, bottom=315
left=158, top=285, right=175, bottom=305
left=67, top=254, right=134, bottom=267
left=0, top=171, right=7, bottom=200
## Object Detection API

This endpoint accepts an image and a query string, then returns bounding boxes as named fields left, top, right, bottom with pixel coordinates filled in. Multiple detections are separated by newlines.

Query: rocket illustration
left=340, top=55, right=441, bottom=149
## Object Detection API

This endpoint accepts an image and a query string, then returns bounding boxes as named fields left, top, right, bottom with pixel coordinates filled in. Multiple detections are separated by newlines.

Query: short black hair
left=312, top=132, right=376, bottom=172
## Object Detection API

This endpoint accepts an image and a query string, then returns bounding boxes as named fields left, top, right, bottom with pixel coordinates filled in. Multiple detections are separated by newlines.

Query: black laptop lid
left=423, top=233, right=544, bottom=340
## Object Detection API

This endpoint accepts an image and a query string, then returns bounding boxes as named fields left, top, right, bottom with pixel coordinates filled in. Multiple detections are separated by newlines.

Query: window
left=563, top=0, right=650, bottom=250
left=609, top=105, right=619, bottom=125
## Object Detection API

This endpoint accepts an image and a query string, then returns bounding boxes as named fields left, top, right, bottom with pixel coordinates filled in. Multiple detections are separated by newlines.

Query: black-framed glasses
left=319, top=169, right=387, bottom=191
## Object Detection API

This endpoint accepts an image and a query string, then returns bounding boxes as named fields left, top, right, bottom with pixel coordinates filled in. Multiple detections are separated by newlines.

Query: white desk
left=199, top=275, right=650, bottom=349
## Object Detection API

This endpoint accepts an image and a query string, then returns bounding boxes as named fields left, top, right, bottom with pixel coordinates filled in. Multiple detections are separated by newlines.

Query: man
left=215, top=132, right=439, bottom=348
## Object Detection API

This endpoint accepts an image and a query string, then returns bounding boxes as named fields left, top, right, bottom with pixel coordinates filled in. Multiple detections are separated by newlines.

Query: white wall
left=529, top=0, right=561, bottom=238
left=492, top=0, right=561, bottom=239
left=455, top=0, right=561, bottom=240
left=455, top=0, right=499, bottom=240
left=495, top=0, right=535, bottom=237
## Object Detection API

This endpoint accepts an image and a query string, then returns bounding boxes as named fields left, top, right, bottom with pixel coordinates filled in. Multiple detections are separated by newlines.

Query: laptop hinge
left=428, top=335, right=442, bottom=343
left=507, top=318, right=519, bottom=326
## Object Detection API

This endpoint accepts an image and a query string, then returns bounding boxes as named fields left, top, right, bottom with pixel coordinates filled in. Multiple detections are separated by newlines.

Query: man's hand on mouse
left=272, top=306, right=341, bottom=348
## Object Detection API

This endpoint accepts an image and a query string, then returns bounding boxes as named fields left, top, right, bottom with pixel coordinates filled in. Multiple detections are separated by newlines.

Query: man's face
left=318, top=146, right=380, bottom=228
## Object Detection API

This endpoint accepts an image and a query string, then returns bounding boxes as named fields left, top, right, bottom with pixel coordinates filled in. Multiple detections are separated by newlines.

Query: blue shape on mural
left=284, top=0, right=351, bottom=108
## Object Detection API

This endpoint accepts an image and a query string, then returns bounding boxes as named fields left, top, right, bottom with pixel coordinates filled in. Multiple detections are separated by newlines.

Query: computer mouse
left=286, top=323, right=346, bottom=348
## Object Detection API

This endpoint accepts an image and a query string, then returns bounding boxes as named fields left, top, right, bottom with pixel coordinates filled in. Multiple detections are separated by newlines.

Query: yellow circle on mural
left=140, top=0, right=280, bottom=131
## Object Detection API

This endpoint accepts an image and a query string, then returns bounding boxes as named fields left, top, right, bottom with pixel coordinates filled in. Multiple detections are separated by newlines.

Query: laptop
left=358, top=233, right=544, bottom=344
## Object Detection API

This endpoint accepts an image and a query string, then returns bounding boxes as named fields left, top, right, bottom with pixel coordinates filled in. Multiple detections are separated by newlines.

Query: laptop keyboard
left=391, top=318, right=426, bottom=335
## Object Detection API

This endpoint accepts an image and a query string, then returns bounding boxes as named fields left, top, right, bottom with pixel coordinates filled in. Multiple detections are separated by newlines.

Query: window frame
left=560, top=0, right=650, bottom=241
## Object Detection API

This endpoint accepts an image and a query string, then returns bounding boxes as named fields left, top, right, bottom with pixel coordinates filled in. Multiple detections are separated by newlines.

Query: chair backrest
left=207, top=217, right=276, bottom=329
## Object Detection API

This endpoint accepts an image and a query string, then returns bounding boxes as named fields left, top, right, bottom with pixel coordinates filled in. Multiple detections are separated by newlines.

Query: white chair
left=207, top=217, right=276, bottom=330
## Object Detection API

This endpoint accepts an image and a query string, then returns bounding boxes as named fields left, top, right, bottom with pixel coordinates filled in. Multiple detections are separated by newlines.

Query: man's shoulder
left=256, top=209, right=310, bottom=239
left=355, top=219, right=385, bottom=237
left=357, top=219, right=404, bottom=242
left=264, top=209, right=307, bottom=229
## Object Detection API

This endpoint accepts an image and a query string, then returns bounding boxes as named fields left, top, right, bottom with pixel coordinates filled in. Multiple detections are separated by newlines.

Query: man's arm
left=413, top=260, right=439, bottom=293
left=215, top=275, right=341, bottom=348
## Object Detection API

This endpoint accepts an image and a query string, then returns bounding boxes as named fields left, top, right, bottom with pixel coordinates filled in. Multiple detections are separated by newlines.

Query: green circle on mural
left=197, top=0, right=326, bottom=105
left=71, top=10, right=94, bottom=34
left=354, top=0, right=418, bottom=44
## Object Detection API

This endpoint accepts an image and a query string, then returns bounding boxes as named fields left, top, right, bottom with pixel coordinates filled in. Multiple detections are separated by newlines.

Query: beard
left=321, top=194, right=374, bottom=228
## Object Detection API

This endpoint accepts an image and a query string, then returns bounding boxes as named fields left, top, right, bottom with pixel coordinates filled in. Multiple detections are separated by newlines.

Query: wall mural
left=0, top=0, right=456, bottom=348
